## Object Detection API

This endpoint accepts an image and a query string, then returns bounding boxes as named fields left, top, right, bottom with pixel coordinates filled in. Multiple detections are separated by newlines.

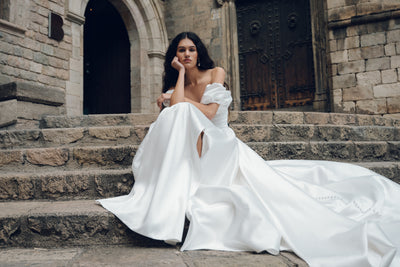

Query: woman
left=98, top=32, right=400, bottom=267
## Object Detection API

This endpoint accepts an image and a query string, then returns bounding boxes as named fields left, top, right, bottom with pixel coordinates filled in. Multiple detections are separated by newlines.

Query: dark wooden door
left=237, top=0, right=315, bottom=110
left=84, top=0, right=131, bottom=114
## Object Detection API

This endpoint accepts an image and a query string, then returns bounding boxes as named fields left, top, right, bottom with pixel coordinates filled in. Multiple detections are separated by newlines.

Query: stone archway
left=65, top=0, right=168, bottom=115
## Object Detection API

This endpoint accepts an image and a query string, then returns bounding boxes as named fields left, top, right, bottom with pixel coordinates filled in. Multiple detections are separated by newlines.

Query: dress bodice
left=164, top=83, right=232, bottom=128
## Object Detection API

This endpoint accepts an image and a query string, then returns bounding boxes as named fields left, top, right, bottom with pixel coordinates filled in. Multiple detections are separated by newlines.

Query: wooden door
left=237, top=0, right=315, bottom=110
left=84, top=0, right=131, bottom=114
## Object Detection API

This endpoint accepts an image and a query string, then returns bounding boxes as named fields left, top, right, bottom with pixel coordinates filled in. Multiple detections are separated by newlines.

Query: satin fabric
left=98, top=83, right=400, bottom=267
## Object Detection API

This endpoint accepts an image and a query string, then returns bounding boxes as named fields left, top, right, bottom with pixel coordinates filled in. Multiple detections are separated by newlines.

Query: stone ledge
left=329, top=8, right=400, bottom=29
left=0, top=82, right=65, bottom=106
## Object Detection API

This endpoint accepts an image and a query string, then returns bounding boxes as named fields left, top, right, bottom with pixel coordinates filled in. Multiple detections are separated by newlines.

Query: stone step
left=0, top=200, right=164, bottom=248
left=0, top=169, right=133, bottom=202
left=1, top=124, right=399, bottom=150
left=1, top=142, right=399, bottom=172
left=40, top=111, right=400, bottom=129
left=1, top=161, right=399, bottom=202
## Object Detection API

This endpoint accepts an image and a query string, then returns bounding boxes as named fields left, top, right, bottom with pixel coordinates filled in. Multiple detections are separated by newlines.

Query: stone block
left=26, top=148, right=69, bottom=166
left=330, top=50, right=348, bottom=64
left=373, top=83, right=400, bottom=98
left=382, top=69, right=398, bottom=84
left=343, top=85, right=373, bottom=101
left=388, top=96, right=400, bottom=113
left=232, top=125, right=271, bottom=142
left=356, top=3, right=383, bottom=16
left=356, top=99, right=387, bottom=114
left=385, top=43, right=396, bottom=56
left=42, top=128, right=84, bottom=144
left=332, top=74, right=356, bottom=89
left=17, top=101, right=62, bottom=120
left=354, top=142, right=387, bottom=161
left=342, top=101, right=356, bottom=113
left=366, top=58, right=390, bottom=71
left=356, top=71, right=381, bottom=86
left=88, top=127, right=132, bottom=141
left=338, top=60, right=365, bottom=74
left=348, top=48, right=362, bottom=61
left=304, top=112, right=330, bottom=125
left=361, top=45, right=384, bottom=59
left=392, top=55, right=400, bottom=68
left=328, top=6, right=356, bottom=21
left=344, top=36, right=360, bottom=49
left=0, top=150, right=23, bottom=166
left=387, top=29, right=400, bottom=43
left=330, top=113, right=356, bottom=125
left=0, top=82, right=65, bottom=106
left=326, top=0, right=345, bottom=9
left=329, top=39, right=337, bottom=52
left=273, top=112, right=304, bottom=124
left=360, top=32, right=386, bottom=47
left=0, top=99, right=17, bottom=127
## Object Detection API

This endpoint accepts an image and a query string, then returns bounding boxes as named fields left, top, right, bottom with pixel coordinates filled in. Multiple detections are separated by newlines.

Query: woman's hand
left=157, top=93, right=172, bottom=110
left=171, top=56, right=185, bottom=72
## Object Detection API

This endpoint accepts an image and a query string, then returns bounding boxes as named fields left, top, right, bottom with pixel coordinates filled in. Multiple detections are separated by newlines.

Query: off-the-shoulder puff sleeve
left=200, top=83, right=232, bottom=109
left=163, top=89, right=174, bottom=107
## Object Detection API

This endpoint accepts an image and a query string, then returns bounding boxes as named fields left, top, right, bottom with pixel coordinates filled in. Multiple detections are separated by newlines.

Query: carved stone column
left=217, top=0, right=241, bottom=110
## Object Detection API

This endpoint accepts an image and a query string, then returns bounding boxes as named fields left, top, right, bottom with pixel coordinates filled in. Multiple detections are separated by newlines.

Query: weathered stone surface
left=388, top=96, right=400, bottom=113
left=0, top=82, right=65, bottom=106
left=17, top=101, right=63, bottom=120
left=229, top=111, right=273, bottom=125
left=356, top=99, right=387, bottom=115
left=88, top=126, right=131, bottom=140
left=249, top=142, right=308, bottom=160
left=0, top=246, right=307, bottom=267
left=271, top=125, right=314, bottom=141
left=273, top=112, right=304, bottom=124
left=73, top=146, right=136, bottom=167
left=304, top=112, right=330, bottom=125
left=332, top=74, right=356, bottom=89
left=0, top=99, right=17, bottom=127
left=0, top=150, right=23, bottom=166
left=26, top=148, right=69, bottom=166
left=232, top=125, right=271, bottom=142
left=0, top=129, right=41, bottom=149
left=354, top=142, right=388, bottom=161
left=42, top=128, right=84, bottom=144
left=330, top=113, right=356, bottom=125
left=310, top=142, right=354, bottom=160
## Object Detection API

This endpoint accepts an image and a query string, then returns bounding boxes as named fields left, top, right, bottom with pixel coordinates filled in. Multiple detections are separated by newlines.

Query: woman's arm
left=170, top=57, right=185, bottom=106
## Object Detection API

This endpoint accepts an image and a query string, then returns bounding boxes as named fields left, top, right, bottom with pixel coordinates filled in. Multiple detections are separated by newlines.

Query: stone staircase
left=0, top=111, right=399, bottom=248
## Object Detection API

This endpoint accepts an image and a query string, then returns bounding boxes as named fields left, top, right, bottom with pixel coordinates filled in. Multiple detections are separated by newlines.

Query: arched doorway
left=83, top=0, right=131, bottom=114
left=236, top=0, right=315, bottom=111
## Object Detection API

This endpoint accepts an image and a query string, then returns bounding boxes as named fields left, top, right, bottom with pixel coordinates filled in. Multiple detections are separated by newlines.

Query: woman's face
left=176, top=38, right=198, bottom=69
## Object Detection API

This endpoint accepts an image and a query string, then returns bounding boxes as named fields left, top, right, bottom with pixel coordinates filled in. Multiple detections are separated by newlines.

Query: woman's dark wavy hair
left=162, top=32, right=215, bottom=93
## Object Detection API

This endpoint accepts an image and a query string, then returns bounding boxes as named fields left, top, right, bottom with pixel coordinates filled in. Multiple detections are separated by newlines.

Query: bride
left=98, top=32, right=400, bottom=267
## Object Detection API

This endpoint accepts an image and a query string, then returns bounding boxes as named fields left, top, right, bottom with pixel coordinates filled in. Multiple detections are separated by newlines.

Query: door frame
left=220, top=0, right=330, bottom=111
left=65, top=0, right=168, bottom=115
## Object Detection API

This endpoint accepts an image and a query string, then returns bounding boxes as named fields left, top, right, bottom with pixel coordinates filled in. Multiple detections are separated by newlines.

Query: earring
left=197, top=59, right=201, bottom=67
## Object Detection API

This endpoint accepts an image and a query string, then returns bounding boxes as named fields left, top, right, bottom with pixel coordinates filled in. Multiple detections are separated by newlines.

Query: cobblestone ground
left=0, top=246, right=308, bottom=267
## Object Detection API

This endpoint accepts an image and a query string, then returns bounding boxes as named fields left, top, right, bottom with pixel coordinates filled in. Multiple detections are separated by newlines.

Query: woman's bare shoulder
left=210, top=67, right=225, bottom=84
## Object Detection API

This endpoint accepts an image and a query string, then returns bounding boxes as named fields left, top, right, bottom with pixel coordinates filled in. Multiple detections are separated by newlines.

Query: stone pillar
left=65, top=4, right=85, bottom=116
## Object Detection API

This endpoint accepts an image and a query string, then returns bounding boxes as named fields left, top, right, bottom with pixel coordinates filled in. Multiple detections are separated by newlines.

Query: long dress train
left=98, top=83, right=400, bottom=267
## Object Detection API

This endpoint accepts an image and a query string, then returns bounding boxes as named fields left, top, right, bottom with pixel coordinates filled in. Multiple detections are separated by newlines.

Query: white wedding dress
left=98, top=83, right=400, bottom=267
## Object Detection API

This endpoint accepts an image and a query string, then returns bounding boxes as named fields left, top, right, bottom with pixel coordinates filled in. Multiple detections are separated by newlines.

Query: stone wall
left=0, top=0, right=70, bottom=94
left=164, top=0, right=225, bottom=69
left=327, top=0, right=400, bottom=118
left=0, top=0, right=70, bottom=127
